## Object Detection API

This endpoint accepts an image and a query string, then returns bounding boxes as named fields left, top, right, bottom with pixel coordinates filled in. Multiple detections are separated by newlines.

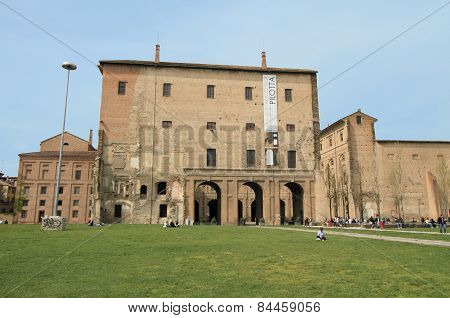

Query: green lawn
left=322, top=227, right=450, bottom=241
left=0, top=224, right=449, bottom=298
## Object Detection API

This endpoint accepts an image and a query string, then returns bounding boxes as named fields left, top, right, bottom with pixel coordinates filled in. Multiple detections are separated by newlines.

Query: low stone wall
left=41, top=216, right=67, bottom=231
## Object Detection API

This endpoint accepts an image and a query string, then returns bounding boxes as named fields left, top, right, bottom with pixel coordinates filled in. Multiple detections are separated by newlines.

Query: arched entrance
left=284, top=182, right=304, bottom=224
left=208, top=199, right=218, bottom=222
left=238, top=200, right=243, bottom=222
left=196, top=181, right=222, bottom=224
left=194, top=200, right=200, bottom=224
left=238, top=181, right=264, bottom=225
left=280, top=199, right=286, bottom=225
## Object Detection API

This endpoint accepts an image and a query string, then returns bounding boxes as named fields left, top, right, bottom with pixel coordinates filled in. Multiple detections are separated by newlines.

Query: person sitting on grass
left=316, top=227, right=326, bottom=241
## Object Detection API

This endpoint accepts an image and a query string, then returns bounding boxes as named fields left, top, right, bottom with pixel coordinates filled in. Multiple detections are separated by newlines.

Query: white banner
left=263, top=74, right=278, bottom=132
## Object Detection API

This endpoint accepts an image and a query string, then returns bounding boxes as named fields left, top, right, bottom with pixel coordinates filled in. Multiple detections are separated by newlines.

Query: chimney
left=155, top=44, right=160, bottom=63
left=88, top=129, right=93, bottom=145
left=261, top=51, right=267, bottom=69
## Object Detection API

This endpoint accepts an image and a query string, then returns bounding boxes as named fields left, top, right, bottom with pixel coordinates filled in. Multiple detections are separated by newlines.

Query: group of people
left=0, top=219, right=8, bottom=224
left=87, top=218, right=104, bottom=227
left=163, top=220, right=180, bottom=228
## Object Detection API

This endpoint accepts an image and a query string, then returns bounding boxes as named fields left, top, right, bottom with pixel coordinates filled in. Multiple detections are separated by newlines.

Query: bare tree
left=324, top=164, right=336, bottom=220
left=339, top=164, right=350, bottom=219
left=390, top=160, right=404, bottom=219
left=351, top=166, right=365, bottom=220
left=436, top=156, right=449, bottom=215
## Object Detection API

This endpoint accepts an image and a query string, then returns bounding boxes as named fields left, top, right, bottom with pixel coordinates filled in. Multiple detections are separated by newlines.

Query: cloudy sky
left=0, top=0, right=449, bottom=176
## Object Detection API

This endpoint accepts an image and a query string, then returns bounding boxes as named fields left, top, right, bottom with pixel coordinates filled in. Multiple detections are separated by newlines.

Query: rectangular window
left=159, top=204, right=168, bottom=218
left=320, top=142, right=323, bottom=151
left=340, top=132, right=344, bottom=141
left=73, top=186, right=81, bottom=194
left=246, top=123, right=255, bottom=131
left=266, top=149, right=279, bottom=166
left=162, top=121, right=172, bottom=129
left=22, top=200, right=29, bottom=207
left=356, top=115, right=362, bottom=125
left=58, top=200, right=62, bottom=206
left=329, top=138, right=332, bottom=147
left=286, top=124, right=295, bottom=132
left=21, top=211, right=27, bottom=219
left=118, top=81, right=127, bottom=95
left=163, top=83, right=172, bottom=97
left=73, top=200, right=79, bottom=206
left=41, top=169, right=49, bottom=179
left=39, top=200, right=45, bottom=207
left=207, top=149, right=217, bottom=167
left=157, top=182, right=167, bottom=195
left=207, top=85, right=215, bottom=99
left=412, top=154, right=419, bottom=160
left=114, top=204, right=122, bottom=218
left=58, top=186, right=64, bottom=194
left=288, top=150, right=296, bottom=168
left=23, top=186, right=30, bottom=195
left=207, top=122, right=216, bottom=130
left=285, top=89, right=293, bottom=102
left=245, top=87, right=253, bottom=100
left=40, top=186, right=47, bottom=195
left=57, top=210, right=62, bottom=217
left=72, top=210, right=79, bottom=218
left=247, top=150, right=256, bottom=167
left=75, top=170, right=81, bottom=180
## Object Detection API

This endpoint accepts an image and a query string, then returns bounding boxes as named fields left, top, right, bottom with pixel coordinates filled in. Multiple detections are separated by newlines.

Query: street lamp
left=52, top=62, right=77, bottom=217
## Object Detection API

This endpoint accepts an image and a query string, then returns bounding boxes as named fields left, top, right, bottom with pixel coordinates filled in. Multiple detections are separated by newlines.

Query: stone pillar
left=186, top=178, right=195, bottom=223
left=229, top=179, right=238, bottom=225
left=263, top=179, right=271, bottom=224
left=274, top=179, right=280, bottom=226
left=220, top=180, right=228, bottom=225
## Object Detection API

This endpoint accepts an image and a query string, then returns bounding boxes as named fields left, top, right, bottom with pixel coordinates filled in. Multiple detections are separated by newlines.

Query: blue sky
left=0, top=0, right=449, bottom=176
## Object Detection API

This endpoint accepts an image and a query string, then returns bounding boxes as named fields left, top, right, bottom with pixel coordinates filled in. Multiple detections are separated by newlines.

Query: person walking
left=438, top=214, right=447, bottom=234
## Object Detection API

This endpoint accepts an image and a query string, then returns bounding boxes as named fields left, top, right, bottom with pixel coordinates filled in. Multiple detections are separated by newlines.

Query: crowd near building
left=4, top=46, right=449, bottom=224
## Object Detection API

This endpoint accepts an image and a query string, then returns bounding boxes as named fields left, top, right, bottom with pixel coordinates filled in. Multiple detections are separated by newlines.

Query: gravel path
left=259, top=226, right=450, bottom=248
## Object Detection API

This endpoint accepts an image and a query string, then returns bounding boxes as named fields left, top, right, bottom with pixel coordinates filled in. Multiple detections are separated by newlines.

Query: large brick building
left=93, top=46, right=321, bottom=225
left=319, top=110, right=450, bottom=221
left=16, top=132, right=96, bottom=224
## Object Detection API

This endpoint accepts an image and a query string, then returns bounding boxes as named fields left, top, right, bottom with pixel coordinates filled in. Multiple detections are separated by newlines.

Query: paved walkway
left=259, top=226, right=450, bottom=248
left=311, top=226, right=445, bottom=235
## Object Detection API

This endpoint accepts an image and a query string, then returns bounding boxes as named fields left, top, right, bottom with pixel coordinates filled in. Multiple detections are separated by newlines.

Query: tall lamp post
left=51, top=62, right=77, bottom=218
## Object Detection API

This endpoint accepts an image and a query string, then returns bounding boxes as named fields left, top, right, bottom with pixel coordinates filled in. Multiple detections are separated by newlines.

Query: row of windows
left=20, top=210, right=91, bottom=219
left=206, top=149, right=297, bottom=168
left=23, top=167, right=84, bottom=180
left=118, top=81, right=294, bottom=102
left=22, top=185, right=92, bottom=196
left=162, top=121, right=297, bottom=132
left=22, top=199, right=90, bottom=208
left=386, top=153, right=444, bottom=160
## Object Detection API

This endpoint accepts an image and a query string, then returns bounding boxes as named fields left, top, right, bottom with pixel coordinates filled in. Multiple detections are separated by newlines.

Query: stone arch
left=196, top=181, right=222, bottom=224
left=284, top=182, right=304, bottom=223
left=140, top=185, right=147, bottom=199
left=239, top=181, right=264, bottom=225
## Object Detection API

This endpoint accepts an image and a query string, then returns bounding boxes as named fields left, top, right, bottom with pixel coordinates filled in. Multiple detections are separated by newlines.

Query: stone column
left=186, top=178, right=195, bottom=223
left=229, top=179, right=238, bottom=225
left=220, top=180, right=228, bottom=225
left=274, top=179, right=280, bottom=226
left=263, top=179, right=271, bottom=224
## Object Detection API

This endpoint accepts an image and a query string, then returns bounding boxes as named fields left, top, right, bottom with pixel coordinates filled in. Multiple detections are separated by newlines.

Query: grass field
left=0, top=224, right=449, bottom=298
